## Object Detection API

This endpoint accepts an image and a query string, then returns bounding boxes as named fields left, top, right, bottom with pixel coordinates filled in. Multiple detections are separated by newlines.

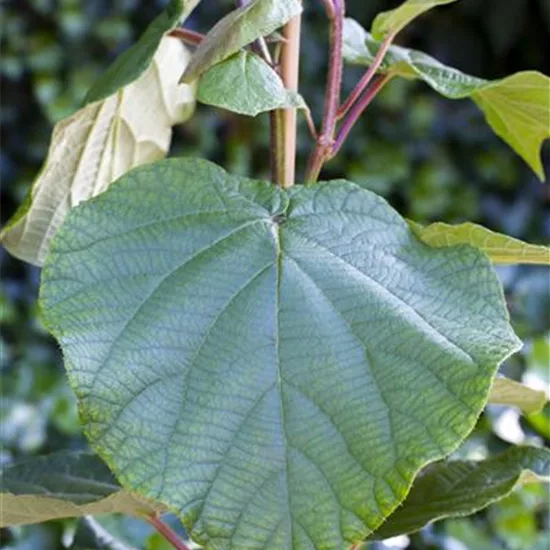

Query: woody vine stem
left=273, top=13, right=302, bottom=188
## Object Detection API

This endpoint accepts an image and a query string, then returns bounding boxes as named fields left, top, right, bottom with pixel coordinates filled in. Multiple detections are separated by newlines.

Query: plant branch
left=305, top=0, right=345, bottom=183
left=273, top=13, right=302, bottom=188
left=331, top=73, right=392, bottom=158
left=337, top=32, right=395, bottom=119
left=146, top=514, right=191, bottom=550
left=168, top=27, right=204, bottom=46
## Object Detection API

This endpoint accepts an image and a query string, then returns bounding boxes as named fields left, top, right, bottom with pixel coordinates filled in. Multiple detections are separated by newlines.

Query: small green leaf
left=408, top=220, right=550, bottom=264
left=343, top=18, right=550, bottom=179
left=371, top=0, right=458, bottom=40
left=473, top=72, right=550, bottom=180
left=85, top=0, right=199, bottom=103
left=488, top=377, right=548, bottom=415
left=40, top=158, right=520, bottom=550
left=198, top=51, right=306, bottom=116
left=181, top=0, right=302, bottom=83
left=1, top=37, right=196, bottom=266
left=369, top=446, right=550, bottom=540
left=0, top=451, right=164, bottom=527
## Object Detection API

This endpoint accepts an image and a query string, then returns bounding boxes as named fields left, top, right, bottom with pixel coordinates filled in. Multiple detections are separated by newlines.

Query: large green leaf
left=371, top=0, right=458, bottom=40
left=408, top=221, right=550, bottom=265
left=181, top=0, right=302, bottom=83
left=368, top=446, right=550, bottom=540
left=343, top=18, right=550, bottom=180
left=0, top=451, right=164, bottom=527
left=488, top=377, right=548, bottom=414
left=40, top=158, right=520, bottom=550
left=85, top=0, right=199, bottom=103
left=198, top=51, right=305, bottom=116
left=1, top=36, right=196, bottom=266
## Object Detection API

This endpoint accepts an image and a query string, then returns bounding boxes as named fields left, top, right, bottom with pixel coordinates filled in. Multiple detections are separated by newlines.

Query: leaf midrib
left=274, top=221, right=293, bottom=550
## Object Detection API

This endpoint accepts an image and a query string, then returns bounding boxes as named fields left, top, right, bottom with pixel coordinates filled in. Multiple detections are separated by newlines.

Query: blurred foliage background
left=1, top=0, right=549, bottom=549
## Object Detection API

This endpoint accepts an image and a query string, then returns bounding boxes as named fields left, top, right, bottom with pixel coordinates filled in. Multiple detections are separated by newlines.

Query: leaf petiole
left=331, top=73, right=392, bottom=158
left=168, top=27, right=204, bottom=46
left=146, top=514, right=192, bottom=550
left=337, top=31, right=395, bottom=119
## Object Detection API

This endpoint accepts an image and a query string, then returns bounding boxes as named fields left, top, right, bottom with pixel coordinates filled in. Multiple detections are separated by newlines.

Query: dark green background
left=1, top=1, right=549, bottom=549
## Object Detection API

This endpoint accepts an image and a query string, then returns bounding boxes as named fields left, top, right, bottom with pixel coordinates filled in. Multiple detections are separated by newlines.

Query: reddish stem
left=168, top=27, right=204, bottom=46
left=337, top=32, right=395, bottom=119
left=305, top=0, right=345, bottom=183
left=146, top=514, right=191, bottom=550
left=331, top=74, right=392, bottom=158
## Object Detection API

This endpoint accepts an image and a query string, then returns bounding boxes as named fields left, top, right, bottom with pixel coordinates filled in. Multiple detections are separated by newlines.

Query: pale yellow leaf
left=0, top=491, right=165, bottom=527
left=489, top=377, right=548, bottom=415
left=409, top=221, right=550, bottom=264
left=1, top=37, right=196, bottom=266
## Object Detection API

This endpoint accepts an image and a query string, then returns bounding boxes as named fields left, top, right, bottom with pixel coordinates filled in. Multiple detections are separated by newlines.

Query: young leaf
left=343, top=18, right=550, bottom=179
left=371, top=0, right=458, bottom=40
left=1, top=37, right=196, bottom=266
left=85, top=0, right=199, bottom=103
left=181, top=0, right=303, bottom=83
left=40, top=158, right=520, bottom=550
left=408, top=221, right=550, bottom=265
left=488, top=377, right=548, bottom=414
left=197, top=51, right=306, bottom=116
left=368, top=446, right=550, bottom=540
left=0, top=451, right=164, bottom=527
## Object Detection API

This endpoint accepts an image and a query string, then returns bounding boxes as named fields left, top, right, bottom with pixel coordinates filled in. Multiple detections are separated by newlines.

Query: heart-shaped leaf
left=40, top=159, right=520, bottom=550
left=181, top=0, right=302, bottom=83
left=344, top=18, right=550, bottom=180
left=488, top=378, right=548, bottom=414
left=408, top=221, right=550, bottom=265
left=1, top=34, right=196, bottom=266
left=198, top=51, right=306, bottom=116
left=368, top=446, right=550, bottom=540
left=0, top=451, right=164, bottom=527
left=371, top=0, right=458, bottom=40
